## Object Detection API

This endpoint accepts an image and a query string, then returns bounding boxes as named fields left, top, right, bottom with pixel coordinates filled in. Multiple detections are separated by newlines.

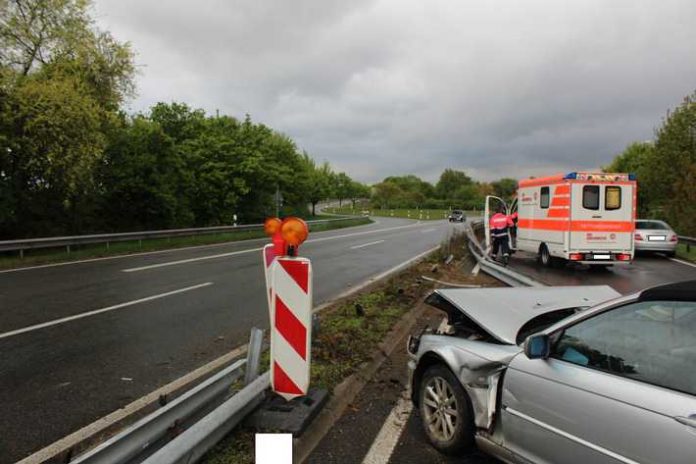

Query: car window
left=605, top=186, right=621, bottom=210
left=552, top=300, right=696, bottom=396
left=540, top=187, right=550, bottom=209
left=582, top=185, right=600, bottom=210
left=636, top=221, right=669, bottom=230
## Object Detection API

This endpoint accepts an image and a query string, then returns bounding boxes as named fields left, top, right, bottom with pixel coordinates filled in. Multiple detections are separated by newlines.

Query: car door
left=500, top=299, right=696, bottom=464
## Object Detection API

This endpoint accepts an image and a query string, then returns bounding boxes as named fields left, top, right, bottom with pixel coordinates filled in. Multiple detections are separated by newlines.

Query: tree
left=332, top=172, right=352, bottom=207
left=0, top=0, right=134, bottom=237
left=645, top=93, right=696, bottom=233
left=372, top=181, right=402, bottom=209
left=302, top=154, right=332, bottom=216
left=347, top=180, right=370, bottom=208
left=0, top=0, right=135, bottom=106
left=435, top=169, right=473, bottom=199
left=490, top=178, right=517, bottom=201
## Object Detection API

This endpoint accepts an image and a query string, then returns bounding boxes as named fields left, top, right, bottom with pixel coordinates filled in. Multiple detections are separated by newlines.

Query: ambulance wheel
left=539, top=244, right=553, bottom=267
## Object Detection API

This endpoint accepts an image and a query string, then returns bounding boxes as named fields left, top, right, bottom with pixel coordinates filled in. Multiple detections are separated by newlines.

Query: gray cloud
left=93, top=0, right=696, bottom=183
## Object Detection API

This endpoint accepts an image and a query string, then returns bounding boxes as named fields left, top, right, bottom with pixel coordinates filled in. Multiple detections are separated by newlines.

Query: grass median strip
left=0, top=217, right=371, bottom=271
left=676, top=243, right=696, bottom=262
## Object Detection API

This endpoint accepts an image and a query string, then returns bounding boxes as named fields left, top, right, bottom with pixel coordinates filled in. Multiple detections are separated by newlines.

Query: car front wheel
left=418, top=365, right=475, bottom=454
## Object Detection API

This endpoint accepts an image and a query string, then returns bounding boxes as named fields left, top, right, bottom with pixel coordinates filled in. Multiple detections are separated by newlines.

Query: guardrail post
left=244, top=327, right=264, bottom=386
left=66, top=245, right=70, bottom=254
left=19, top=248, right=24, bottom=259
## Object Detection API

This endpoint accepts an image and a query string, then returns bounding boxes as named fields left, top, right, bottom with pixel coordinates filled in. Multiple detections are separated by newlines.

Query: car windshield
left=637, top=221, right=669, bottom=230
left=452, top=210, right=463, bottom=215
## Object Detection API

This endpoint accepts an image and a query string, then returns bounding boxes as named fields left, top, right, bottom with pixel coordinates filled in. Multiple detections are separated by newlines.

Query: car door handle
left=675, top=415, right=696, bottom=428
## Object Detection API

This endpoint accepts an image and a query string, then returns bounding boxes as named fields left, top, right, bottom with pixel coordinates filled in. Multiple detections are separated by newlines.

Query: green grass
left=325, top=206, right=480, bottom=220
left=0, top=217, right=372, bottom=270
left=676, top=243, right=696, bottom=262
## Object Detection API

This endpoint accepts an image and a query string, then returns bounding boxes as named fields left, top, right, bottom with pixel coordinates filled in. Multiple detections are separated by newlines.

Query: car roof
left=639, top=280, right=696, bottom=302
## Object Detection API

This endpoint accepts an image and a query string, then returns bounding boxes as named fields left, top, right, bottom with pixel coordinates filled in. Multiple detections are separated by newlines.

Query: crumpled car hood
left=427, top=286, right=621, bottom=344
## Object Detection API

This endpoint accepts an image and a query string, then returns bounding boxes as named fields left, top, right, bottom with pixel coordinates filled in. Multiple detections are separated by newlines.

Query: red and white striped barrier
left=269, top=257, right=313, bottom=400
left=263, top=244, right=278, bottom=318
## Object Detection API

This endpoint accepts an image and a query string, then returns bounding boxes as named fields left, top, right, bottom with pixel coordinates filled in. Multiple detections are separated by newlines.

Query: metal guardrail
left=466, top=220, right=544, bottom=288
left=0, top=217, right=365, bottom=255
left=679, top=235, right=696, bottom=250
left=71, top=328, right=267, bottom=464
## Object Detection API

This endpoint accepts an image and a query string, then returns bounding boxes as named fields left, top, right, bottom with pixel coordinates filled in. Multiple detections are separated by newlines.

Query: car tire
left=418, top=364, right=475, bottom=454
left=538, top=244, right=552, bottom=267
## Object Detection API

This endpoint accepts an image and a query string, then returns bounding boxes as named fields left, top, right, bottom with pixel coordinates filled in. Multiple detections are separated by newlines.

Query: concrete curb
left=293, top=302, right=429, bottom=464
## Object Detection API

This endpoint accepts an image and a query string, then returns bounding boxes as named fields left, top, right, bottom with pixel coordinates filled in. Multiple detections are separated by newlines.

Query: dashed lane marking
left=350, top=240, right=385, bottom=250
left=0, top=282, right=213, bottom=341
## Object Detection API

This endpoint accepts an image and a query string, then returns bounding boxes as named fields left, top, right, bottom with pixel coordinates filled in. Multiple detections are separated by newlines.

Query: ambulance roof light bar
left=563, top=172, right=636, bottom=181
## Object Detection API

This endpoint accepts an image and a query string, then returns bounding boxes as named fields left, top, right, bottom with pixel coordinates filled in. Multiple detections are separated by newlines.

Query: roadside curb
left=293, top=301, right=429, bottom=464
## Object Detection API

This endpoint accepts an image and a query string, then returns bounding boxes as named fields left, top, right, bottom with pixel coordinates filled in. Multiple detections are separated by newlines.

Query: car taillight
left=634, top=233, right=643, bottom=241
left=670, top=235, right=678, bottom=242
left=616, top=253, right=632, bottom=261
left=569, top=253, right=584, bottom=261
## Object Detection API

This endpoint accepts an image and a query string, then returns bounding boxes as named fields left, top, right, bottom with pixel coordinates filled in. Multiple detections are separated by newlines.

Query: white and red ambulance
left=485, top=172, right=637, bottom=266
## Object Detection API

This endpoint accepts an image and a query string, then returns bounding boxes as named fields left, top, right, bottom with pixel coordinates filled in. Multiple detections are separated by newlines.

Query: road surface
left=0, top=217, right=453, bottom=463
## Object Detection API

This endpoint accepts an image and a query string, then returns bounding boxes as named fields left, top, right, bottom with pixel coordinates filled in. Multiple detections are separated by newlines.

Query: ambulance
left=485, top=172, right=637, bottom=266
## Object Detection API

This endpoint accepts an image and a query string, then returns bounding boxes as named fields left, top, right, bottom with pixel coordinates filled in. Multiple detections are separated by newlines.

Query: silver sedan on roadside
left=635, top=219, right=678, bottom=257
left=408, top=282, right=696, bottom=464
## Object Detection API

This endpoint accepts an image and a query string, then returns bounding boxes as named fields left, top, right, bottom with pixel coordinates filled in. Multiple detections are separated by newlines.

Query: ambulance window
left=583, top=186, right=600, bottom=210
left=540, top=187, right=550, bottom=209
left=606, top=186, right=621, bottom=210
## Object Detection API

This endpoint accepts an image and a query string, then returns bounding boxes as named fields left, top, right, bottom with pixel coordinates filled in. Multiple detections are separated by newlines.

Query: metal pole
left=244, top=328, right=264, bottom=385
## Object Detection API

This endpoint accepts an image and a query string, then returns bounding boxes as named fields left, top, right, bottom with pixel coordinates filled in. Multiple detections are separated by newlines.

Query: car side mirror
left=524, top=333, right=550, bottom=359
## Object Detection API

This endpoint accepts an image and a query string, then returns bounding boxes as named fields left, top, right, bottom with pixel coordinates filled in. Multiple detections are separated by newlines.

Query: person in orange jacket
left=490, top=206, right=514, bottom=264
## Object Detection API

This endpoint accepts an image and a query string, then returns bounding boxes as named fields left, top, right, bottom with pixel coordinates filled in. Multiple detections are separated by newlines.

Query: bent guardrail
left=466, top=220, right=544, bottom=288
left=0, top=217, right=365, bottom=256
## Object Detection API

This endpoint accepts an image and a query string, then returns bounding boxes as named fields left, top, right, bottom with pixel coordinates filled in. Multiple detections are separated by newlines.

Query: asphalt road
left=506, top=250, right=696, bottom=294
left=0, top=217, right=454, bottom=463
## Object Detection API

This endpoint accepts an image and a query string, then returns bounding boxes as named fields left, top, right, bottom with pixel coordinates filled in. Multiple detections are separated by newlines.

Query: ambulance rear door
left=569, top=182, right=634, bottom=252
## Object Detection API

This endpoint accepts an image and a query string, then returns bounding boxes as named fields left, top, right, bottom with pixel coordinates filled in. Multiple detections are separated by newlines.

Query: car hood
left=427, top=286, right=621, bottom=344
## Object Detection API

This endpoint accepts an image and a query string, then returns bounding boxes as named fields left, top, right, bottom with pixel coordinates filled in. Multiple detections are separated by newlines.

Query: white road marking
left=669, top=257, right=696, bottom=269
left=0, top=282, right=213, bottom=341
left=350, top=240, right=385, bottom=250
left=122, top=247, right=264, bottom=272
left=123, top=222, right=432, bottom=272
left=420, top=228, right=436, bottom=234
left=361, top=392, right=413, bottom=464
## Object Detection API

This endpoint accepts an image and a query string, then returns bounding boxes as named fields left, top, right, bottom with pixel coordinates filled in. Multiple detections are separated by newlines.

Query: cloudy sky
left=92, top=0, right=696, bottom=183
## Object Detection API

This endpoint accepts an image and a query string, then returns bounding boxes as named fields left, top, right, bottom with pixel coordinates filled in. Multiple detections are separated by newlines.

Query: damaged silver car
left=408, top=281, right=696, bottom=464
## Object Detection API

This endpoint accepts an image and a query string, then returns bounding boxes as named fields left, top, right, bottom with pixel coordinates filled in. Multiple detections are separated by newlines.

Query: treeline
left=370, top=169, right=517, bottom=210
left=605, top=91, right=696, bottom=235
left=0, top=0, right=366, bottom=239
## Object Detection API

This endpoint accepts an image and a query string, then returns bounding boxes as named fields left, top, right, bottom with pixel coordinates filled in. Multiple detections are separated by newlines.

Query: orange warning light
left=264, top=217, right=282, bottom=236
left=281, top=217, right=309, bottom=247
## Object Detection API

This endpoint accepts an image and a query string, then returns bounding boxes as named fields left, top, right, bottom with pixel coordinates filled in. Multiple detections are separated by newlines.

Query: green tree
left=490, top=178, right=517, bottom=201
left=646, top=93, right=696, bottom=233
left=372, top=181, right=403, bottom=209
left=435, top=169, right=473, bottom=199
